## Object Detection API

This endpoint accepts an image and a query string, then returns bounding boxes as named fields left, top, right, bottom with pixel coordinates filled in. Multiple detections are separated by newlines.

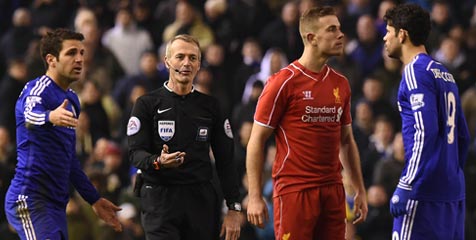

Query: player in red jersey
left=246, top=6, right=368, bottom=240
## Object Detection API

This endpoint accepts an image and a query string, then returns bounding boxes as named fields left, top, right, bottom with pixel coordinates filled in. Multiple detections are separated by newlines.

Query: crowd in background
left=0, top=0, right=476, bottom=239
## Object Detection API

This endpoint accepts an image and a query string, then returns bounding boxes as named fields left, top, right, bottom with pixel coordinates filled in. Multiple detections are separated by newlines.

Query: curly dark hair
left=40, top=28, right=84, bottom=68
left=383, top=3, right=431, bottom=46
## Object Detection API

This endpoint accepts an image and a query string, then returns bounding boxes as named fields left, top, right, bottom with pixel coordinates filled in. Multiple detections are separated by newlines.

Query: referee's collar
left=164, top=81, right=195, bottom=94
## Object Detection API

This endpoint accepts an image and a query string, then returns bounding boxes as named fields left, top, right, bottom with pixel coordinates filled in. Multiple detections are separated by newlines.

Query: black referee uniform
left=127, top=82, right=241, bottom=240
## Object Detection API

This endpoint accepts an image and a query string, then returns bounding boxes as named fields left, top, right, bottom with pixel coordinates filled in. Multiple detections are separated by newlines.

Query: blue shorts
left=392, top=199, right=465, bottom=240
left=5, top=190, right=68, bottom=240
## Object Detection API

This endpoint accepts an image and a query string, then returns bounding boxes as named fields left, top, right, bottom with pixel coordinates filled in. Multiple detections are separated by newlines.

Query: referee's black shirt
left=127, top=83, right=240, bottom=204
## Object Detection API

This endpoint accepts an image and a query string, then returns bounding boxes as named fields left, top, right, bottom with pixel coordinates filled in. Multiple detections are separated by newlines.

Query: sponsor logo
left=127, top=117, right=141, bottom=136
left=157, top=107, right=172, bottom=114
left=158, top=121, right=175, bottom=141
left=302, top=106, right=343, bottom=123
left=302, top=90, right=313, bottom=100
left=410, top=93, right=425, bottom=110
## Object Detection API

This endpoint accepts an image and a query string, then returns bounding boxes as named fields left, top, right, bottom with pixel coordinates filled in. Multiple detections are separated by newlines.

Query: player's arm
left=22, top=88, right=77, bottom=128
left=391, top=68, right=438, bottom=217
left=340, top=124, right=368, bottom=224
left=397, top=69, right=440, bottom=190
left=246, top=123, right=274, bottom=228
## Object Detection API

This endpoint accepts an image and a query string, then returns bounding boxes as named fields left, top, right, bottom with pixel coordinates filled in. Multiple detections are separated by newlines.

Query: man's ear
left=46, top=54, right=56, bottom=68
left=398, top=29, right=408, bottom=44
left=306, top=33, right=317, bottom=46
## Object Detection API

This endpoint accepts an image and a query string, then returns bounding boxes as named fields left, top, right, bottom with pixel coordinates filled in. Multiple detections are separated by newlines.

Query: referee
left=127, top=34, right=242, bottom=240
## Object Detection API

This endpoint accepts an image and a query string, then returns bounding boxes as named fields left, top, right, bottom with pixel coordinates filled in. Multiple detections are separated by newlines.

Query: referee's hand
left=220, top=210, right=242, bottom=240
left=159, top=144, right=186, bottom=168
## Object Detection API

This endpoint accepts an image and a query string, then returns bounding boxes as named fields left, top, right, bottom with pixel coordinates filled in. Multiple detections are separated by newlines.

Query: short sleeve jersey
left=254, top=61, right=352, bottom=197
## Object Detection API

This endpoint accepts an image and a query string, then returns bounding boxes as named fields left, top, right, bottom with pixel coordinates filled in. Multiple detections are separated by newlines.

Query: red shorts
left=273, top=184, right=346, bottom=240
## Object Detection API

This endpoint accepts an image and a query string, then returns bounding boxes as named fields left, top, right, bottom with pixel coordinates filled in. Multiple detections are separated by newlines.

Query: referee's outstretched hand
left=92, top=198, right=123, bottom=232
left=160, top=144, right=186, bottom=168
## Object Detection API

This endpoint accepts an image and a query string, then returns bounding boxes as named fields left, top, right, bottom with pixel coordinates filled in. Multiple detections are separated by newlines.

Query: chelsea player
left=383, top=4, right=470, bottom=240
left=5, top=28, right=122, bottom=239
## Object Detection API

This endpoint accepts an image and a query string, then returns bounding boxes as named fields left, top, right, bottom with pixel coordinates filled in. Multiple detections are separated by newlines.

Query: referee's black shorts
left=140, top=181, right=221, bottom=240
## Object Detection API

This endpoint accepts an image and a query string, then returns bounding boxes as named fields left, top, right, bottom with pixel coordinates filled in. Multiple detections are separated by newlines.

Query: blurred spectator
left=76, top=15, right=125, bottom=93
left=228, top=0, right=274, bottom=40
left=232, top=81, right=264, bottom=133
left=328, top=36, right=363, bottom=99
left=241, top=48, right=288, bottom=104
left=355, top=185, right=392, bottom=240
left=361, top=115, right=395, bottom=188
left=76, top=111, right=93, bottom=166
left=204, top=0, right=237, bottom=51
left=358, top=76, right=397, bottom=122
left=132, top=0, right=161, bottom=50
left=231, top=37, right=263, bottom=107
left=0, top=8, right=36, bottom=65
left=427, top=0, right=455, bottom=53
left=79, top=80, right=112, bottom=144
left=372, top=132, right=405, bottom=197
left=203, top=43, right=233, bottom=114
left=346, top=14, right=384, bottom=80
left=163, top=1, right=215, bottom=51
left=113, top=50, right=165, bottom=110
left=153, top=0, right=179, bottom=47
left=260, top=1, right=303, bottom=60
left=0, top=59, right=28, bottom=140
left=102, top=7, right=154, bottom=75
left=30, top=0, right=74, bottom=36
left=375, top=0, right=396, bottom=38
left=117, top=202, right=144, bottom=240
left=298, top=0, right=318, bottom=16
left=73, top=7, right=97, bottom=31
left=352, top=100, right=374, bottom=160
left=371, top=48, right=402, bottom=106
left=66, top=195, right=96, bottom=240
left=116, top=84, right=147, bottom=146
left=433, top=36, right=474, bottom=94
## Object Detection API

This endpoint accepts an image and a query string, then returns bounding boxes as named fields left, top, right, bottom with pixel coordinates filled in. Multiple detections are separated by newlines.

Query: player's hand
left=352, top=190, right=368, bottom=224
left=246, top=196, right=269, bottom=228
left=159, top=144, right=186, bottom=168
left=92, top=198, right=123, bottom=232
left=220, top=210, right=243, bottom=240
left=48, top=99, right=78, bottom=127
left=390, top=187, right=411, bottom=217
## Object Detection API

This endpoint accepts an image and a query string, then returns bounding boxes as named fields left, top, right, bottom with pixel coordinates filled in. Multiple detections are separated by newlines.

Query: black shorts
left=140, top=181, right=220, bottom=240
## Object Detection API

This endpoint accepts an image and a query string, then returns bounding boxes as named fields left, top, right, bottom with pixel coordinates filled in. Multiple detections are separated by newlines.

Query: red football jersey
left=254, top=60, right=352, bottom=197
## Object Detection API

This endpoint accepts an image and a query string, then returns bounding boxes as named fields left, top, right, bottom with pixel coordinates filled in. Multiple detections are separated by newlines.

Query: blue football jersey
left=8, top=75, right=99, bottom=207
left=397, top=54, right=470, bottom=201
